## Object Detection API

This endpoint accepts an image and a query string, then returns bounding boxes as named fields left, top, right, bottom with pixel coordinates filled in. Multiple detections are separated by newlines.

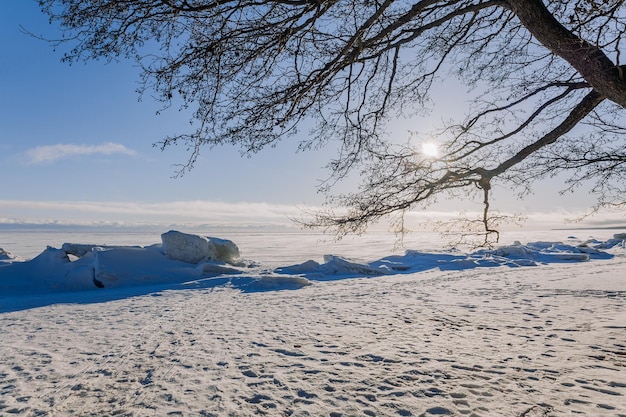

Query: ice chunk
left=61, top=243, right=141, bottom=258
left=548, top=252, right=589, bottom=261
left=490, top=242, right=534, bottom=258
left=206, top=236, right=241, bottom=264
left=275, top=256, right=387, bottom=277
left=161, top=230, right=240, bottom=264
left=0, top=247, right=23, bottom=263
left=161, top=230, right=211, bottom=264
left=62, top=243, right=99, bottom=258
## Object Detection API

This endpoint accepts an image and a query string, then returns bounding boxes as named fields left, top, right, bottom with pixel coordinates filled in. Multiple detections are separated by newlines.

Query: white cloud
left=25, top=142, right=137, bottom=164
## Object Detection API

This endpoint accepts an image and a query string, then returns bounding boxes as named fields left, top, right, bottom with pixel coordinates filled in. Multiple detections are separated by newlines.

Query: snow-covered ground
left=1, top=229, right=625, bottom=416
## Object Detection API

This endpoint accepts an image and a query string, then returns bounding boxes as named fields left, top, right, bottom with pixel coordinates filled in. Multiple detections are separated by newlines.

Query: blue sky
left=0, top=1, right=622, bottom=229
left=1, top=1, right=341, bottom=226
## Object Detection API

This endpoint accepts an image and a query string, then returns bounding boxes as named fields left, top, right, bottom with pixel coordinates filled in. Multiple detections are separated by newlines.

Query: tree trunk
left=507, top=0, right=626, bottom=108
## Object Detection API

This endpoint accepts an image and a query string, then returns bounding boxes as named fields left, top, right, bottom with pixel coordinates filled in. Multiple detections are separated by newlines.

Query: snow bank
left=0, top=231, right=623, bottom=296
left=277, top=234, right=625, bottom=278
left=0, top=231, right=306, bottom=295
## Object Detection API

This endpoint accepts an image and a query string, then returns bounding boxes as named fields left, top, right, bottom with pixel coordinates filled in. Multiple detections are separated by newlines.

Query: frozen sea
left=0, top=226, right=448, bottom=261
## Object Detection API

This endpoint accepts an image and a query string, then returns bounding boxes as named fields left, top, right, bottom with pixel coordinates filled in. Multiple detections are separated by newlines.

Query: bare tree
left=37, top=0, right=626, bottom=244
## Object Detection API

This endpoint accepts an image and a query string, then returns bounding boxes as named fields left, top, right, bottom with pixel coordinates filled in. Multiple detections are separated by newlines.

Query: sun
left=421, top=142, right=439, bottom=158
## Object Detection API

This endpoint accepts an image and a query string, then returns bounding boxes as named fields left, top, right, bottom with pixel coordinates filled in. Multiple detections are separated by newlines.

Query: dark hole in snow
left=92, top=268, right=105, bottom=289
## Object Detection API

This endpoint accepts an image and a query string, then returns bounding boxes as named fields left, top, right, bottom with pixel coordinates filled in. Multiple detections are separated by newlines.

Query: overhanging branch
left=485, top=89, right=605, bottom=178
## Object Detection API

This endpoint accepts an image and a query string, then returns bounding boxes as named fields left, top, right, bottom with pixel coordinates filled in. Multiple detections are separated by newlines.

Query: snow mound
left=0, top=231, right=309, bottom=295
left=0, top=247, right=97, bottom=293
left=322, top=255, right=388, bottom=276
left=275, top=255, right=387, bottom=278
left=92, top=246, right=193, bottom=289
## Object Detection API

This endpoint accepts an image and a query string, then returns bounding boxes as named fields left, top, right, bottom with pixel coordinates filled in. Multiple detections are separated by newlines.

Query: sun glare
left=421, top=142, right=439, bottom=158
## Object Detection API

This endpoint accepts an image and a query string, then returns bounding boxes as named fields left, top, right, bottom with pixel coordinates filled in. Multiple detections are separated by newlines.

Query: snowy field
left=1, top=228, right=625, bottom=416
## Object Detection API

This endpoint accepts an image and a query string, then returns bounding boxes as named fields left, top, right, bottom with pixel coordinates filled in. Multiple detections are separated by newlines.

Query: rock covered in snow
left=161, top=230, right=240, bottom=264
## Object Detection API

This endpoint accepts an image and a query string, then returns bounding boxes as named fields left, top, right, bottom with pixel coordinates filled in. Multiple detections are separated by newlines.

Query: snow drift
left=0, top=230, right=306, bottom=295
